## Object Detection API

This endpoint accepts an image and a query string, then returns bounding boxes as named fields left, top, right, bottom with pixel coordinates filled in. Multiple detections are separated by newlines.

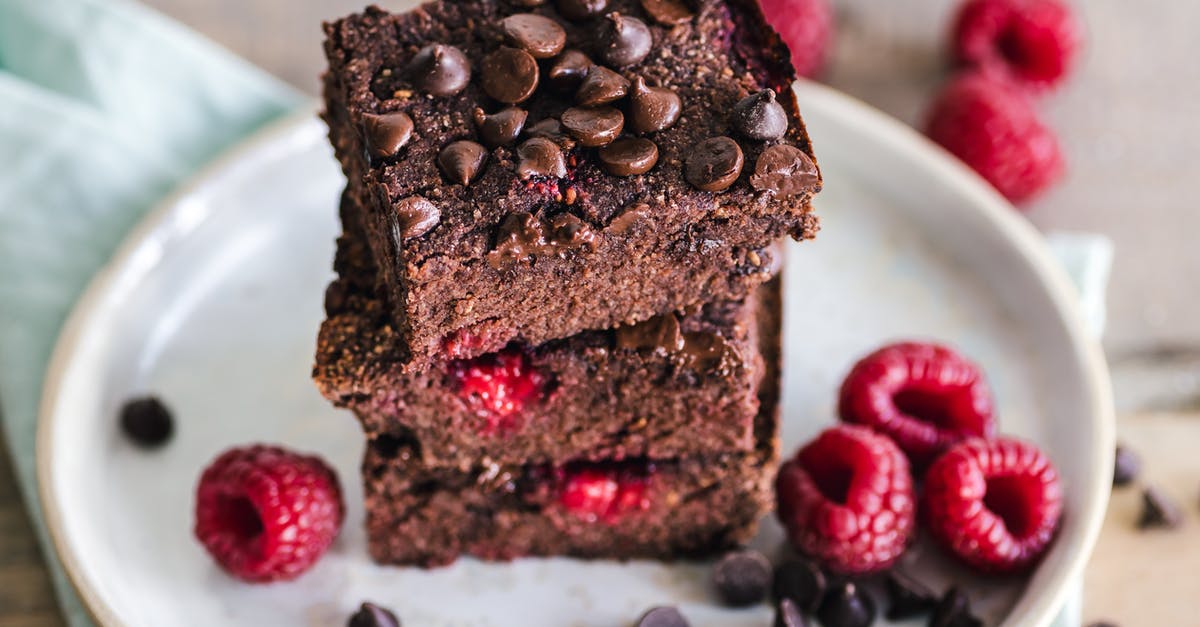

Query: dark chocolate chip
left=640, top=0, right=694, bottom=24
left=556, top=0, right=608, bottom=20
left=884, top=572, right=938, bottom=621
left=635, top=606, right=689, bottom=627
left=597, top=12, right=653, bottom=67
left=750, top=144, right=819, bottom=197
left=627, top=76, right=681, bottom=134
left=361, top=111, right=414, bottom=159
left=516, top=137, right=568, bottom=179
left=348, top=602, right=400, bottom=627
left=1138, top=485, right=1183, bottom=529
left=816, top=582, right=875, bottom=627
left=712, top=549, right=772, bottom=607
left=576, top=64, right=630, bottom=106
left=548, top=49, right=594, bottom=91
left=474, top=107, right=528, bottom=147
left=598, top=137, right=658, bottom=175
left=617, top=315, right=684, bottom=353
left=608, top=202, right=650, bottom=234
left=774, top=598, right=809, bottom=627
left=119, top=397, right=174, bottom=448
left=685, top=136, right=744, bottom=191
left=930, top=588, right=983, bottom=627
left=481, top=46, right=540, bottom=104
left=393, top=196, right=441, bottom=240
left=1113, top=444, right=1140, bottom=487
left=501, top=13, right=567, bottom=59
left=487, top=211, right=546, bottom=269
left=561, top=106, right=624, bottom=147
left=406, top=44, right=471, bottom=97
left=547, top=213, right=597, bottom=250
left=732, top=89, right=790, bottom=141
left=772, top=559, right=826, bottom=614
left=438, top=140, right=489, bottom=186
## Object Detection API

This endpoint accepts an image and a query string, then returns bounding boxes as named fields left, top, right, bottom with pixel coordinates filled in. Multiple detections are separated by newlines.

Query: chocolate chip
left=732, top=89, right=790, bottom=141
left=393, top=196, right=441, bottom=240
left=884, top=572, right=937, bottom=621
left=597, top=12, right=653, bottom=67
left=501, top=13, right=567, bottom=59
left=548, top=49, right=594, bottom=91
left=556, top=0, right=608, bottom=20
left=773, top=598, right=809, bottom=627
left=488, top=211, right=546, bottom=269
left=640, top=0, right=694, bottom=24
left=516, top=137, right=568, bottom=179
left=1139, top=485, right=1183, bottom=530
left=561, top=106, right=624, bottom=147
left=576, top=65, right=630, bottom=106
left=361, top=111, right=414, bottom=159
left=1086, top=622, right=1120, bottom=627
left=547, top=213, right=597, bottom=250
left=712, top=549, right=772, bottom=607
left=406, top=44, right=471, bottom=97
left=772, top=559, right=826, bottom=614
left=817, top=582, right=875, bottom=627
left=348, top=602, right=400, bottom=627
left=608, top=202, right=650, bottom=234
left=685, top=137, right=744, bottom=191
left=930, top=588, right=983, bottom=627
left=481, top=46, right=540, bottom=104
left=750, top=144, right=819, bottom=197
left=1113, top=444, right=1140, bottom=487
left=438, top=140, right=489, bottom=185
left=598, top=137, right=658, bottom=175
left=635, top=606, right=689, bottom=627
left=119, top=397, right=174, bottom=448
left=617, top=315, right=684, bottom=353
left=628, top=76, right=681, bottom=134
left=474, top=107, right=528, bottom=147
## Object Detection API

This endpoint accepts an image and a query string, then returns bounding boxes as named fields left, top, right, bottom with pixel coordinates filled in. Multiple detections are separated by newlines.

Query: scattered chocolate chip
left=361, top=111, right=414, bottom=159
left=635, top=606, right=689, bottom=627
left=598, top=137, right=659, bottom=175
left=524, top=118, right=569, bottom=141
left=348, top=602, right=400, bottom=627
left=772, top=559, right=826, bottom=614
left=474, top=107, right=528, bottom=147
left=438, top=140, right=489, bottom=186
left=1138, top=485, right=1183, bottom=529
left=884, top=572, right=938, bottom=621
left=627, top=76, right=682, bottom=134
left=548, top=49, right=594, bottom=90
left=930, top=588, right=983, bottom=627
left=597, top=12, right=653, bottom=67
left=712, top=549, right=772, bottom=607
left=608, top=203, right=650, bottom=234
left=516, top=137, right=568, bottom=179
left=576, top=65, right=630, bottom=106
left=732, top=89, right=790, bottom=141
left=481, top=46, right=540, bottom=104
left=640, top=0, right=694, bottom=24
left=750, top=144, right=819, bottom=197
left=561, top=106, right=625, bottom=147
left=685, top=137, right=744, bottom=191
left=1113, top=444, right=1140, bottom=487
left=501, top=13, right=567, bottom=59
left=488, top=211, right=546, bottom=269
left=556, top=0, right=608, bottom=20
left=774, top=598, right=809, bottom=627
left=817, top=582, right=875, bottom=627
left=406, top=44, right=471, bottom=97
left=393, top=196, right=441, bottom=240
left=547, top=213, right=597, bottom=250
left=119, top=397, right=174, bottom=448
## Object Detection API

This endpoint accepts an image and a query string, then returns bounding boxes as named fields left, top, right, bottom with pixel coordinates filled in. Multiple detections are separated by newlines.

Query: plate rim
left=36, top=82, right=1115, bottom=627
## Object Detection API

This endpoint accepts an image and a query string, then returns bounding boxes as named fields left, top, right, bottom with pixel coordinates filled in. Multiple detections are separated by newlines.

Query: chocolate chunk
left=1113, top=444, right=1140, bottom=487
left=773, top=598, right=809, bottom=627
left=561, top=106, right=624, bottom=147
left=597, top=12, right=653, bottom=67
left=406, top=44, right=471, bottom=97
left=598, top=137, right=659, bottom=175
left=576, top=65, right=630, bottom=106
left=516, top=137, right=568, bottom=179
left=548, top=49, right=594, bottom=90
left=438, top=140, right=489, bottom=185
left=348, top=602, right=400, bottom=627
left=712, top=549, right=772, bottom=607
left=556, top=0, right=608, bottom=20
left=685, top=137, right=744, bottom=191
left=488, top=211, right=546, bottom=269
left=930, top=588, right=983, bottom=627
left=817, top=582, right=875, bottom=627
left=1138, top=485, right=1183, bottom=530
left=361, top=111, right=414, bottom=159
left=750, top=144, right=819, bottom=197
left=640, top=0, right=694, bottom=24
left=501, top=13, right=567, bottom=59
left=732, top=89, right=789, bottom=141
left=635, top=606, right=689, bottom=627
left=628, top=76, right=681, bottom=134
left=617, top=315, right=684, bottom=353
left=481, top=47, right=540, bottom=104
left=474, top=107, right=528, bottom=147
left=680, top=331, right=735, bottom=373
left=119, top=397, right=174, bottom=448
left=772, top=559, right=826, bottom=614
left=393, top=196, right=441, bottom=240
left=884, top=572, right=937, bottom=621
left=547, top=213, right=597, bottom=250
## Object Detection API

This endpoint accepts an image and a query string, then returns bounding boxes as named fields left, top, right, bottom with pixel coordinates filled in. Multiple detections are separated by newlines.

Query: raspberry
left=951, top=0, right=1082, bottom=91
left=758, top=0, right=834, bottom=79
left=838, top=341, right=995, bottom=467
left=925, top=72, right=1064, bottom=204
left=194, top=445, right=344, bottom=582
left=449, top=347, right=549, bottom=434
left=559, top=464, right=652, bottom=523
left=775, top=425, right=916, bottom=575
left=923, top=437, right=1062, bottom=573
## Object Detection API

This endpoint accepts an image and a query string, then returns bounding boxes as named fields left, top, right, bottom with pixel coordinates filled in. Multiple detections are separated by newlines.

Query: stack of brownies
left=314, top=0, right=820, bottom=567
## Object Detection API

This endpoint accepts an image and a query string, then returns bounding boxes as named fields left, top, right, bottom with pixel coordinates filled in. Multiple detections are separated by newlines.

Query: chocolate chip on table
left=119, top=396, right=174, bottom=448
left=685, top=137, right=744, bottom=191
left=772, top=558, right=826, bottom=614
left=406, top=44, right=471, bottom=97
left=1085, top=622, right=1120, bottom=627
left=556, top=0, right=608, bottom=20
left=501, top=13, right=567, bottom=59
left=576, top=65, right=630, bottom=106
left=635, top=606, right=689, bottom=627
left=361, top=111, right=414, bottom=159
left=438, top=140, right=489, bottom=185
left=598, top=137, right=659, bottom=176
left=1113, top=444, right=1140, bottom=487
left=548, top=49, right=594, bottom=90
left=628, top=76, right=681, bottom=134
left=597, top=12, right=653, bottom=67
left=393, top=196, right=441, bottom=240
left=561, top=106, right=625, bottom=147
left=930, top=587, right=983, bottom=627
left=474, top=107, right=528, bottom=147
left=640, top=0, right=694, bottom=25
left=481, top=46, right=540, bottom=104
left=516, top=137, right=568, bottom=179
left=773, top=598, right=809, bottom=627
left=884, top=571, right=938, bottom=621
left=750, top=144, right=819, bottom=197
left=1138, top=485, right=1183, bottom=530
left=816, top=581, right=876, bottom=627
left=348, top=602, right=400, bottom=627
left=712, top=548, right=772, bottom=606
left=732, top=89, right=789, bottom=141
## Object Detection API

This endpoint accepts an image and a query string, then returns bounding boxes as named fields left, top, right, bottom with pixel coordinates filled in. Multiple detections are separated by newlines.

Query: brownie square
left=322, top=0, right=820, bottom=372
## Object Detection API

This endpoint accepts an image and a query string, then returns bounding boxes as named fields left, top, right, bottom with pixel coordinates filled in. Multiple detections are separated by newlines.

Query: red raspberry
left=923, top=437, right=1062, bottom=573
left=838, top=341, right=995, bottom=467
left=559, top=465, right=651, bottom=523
left=951, top=0, right=1082, bottom=92
left=449, top=347, right=549, bottom=434
left=758, top=0, right=834, bottom=79
left=194, top=445, right=344, bottom=583
left=925, top=72, right=1064, bottom=204
left=775, top=425, right=916, bottom=575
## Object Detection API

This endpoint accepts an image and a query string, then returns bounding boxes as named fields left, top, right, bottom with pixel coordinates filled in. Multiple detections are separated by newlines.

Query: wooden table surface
left=4, top=1, right=1197, bottom=625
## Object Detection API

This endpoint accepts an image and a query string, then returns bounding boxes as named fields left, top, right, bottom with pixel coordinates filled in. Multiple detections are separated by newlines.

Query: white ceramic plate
left=38, top=82, right=1113, bottom=627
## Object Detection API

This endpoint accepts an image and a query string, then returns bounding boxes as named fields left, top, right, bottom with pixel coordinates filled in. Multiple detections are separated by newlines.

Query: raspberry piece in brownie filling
left=449, top=347, right=549, bottom=434
left=559, top=463, right=653, bottom=523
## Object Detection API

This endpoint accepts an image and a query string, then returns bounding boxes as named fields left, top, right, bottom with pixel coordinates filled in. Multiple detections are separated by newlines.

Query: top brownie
left=323, top=0, right=820, bottom=371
